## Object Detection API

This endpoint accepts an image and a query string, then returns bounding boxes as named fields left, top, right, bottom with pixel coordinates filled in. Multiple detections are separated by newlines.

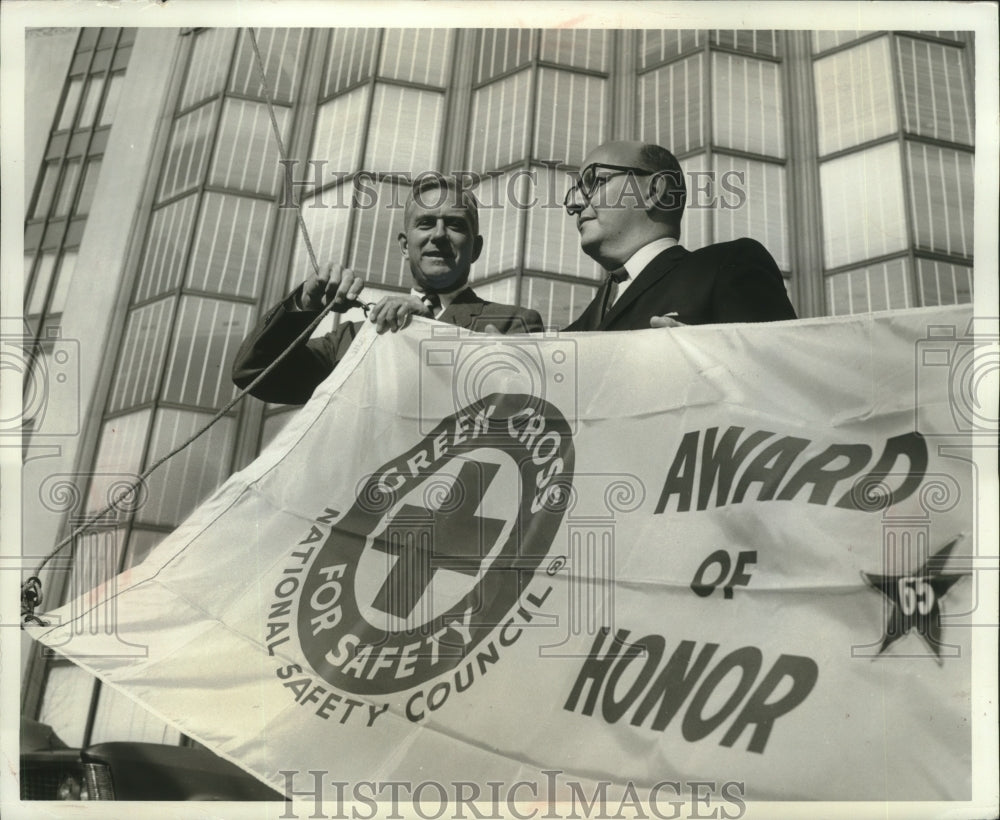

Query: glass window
left=75, top=157, right=102, bottom=215
left=288, top=184, right=353, bottom=290
left=348, top=179, right=408, bottom=289
left=524, top=165, right=605, bottom=280
left=379, top=29, right=453, bottom=86
left=520, top=274, right=598, bottom=330
left=135, top=196, right=199, bottom=303
left=475, top=29, right=536, bottom=84
left=638, top=30, right=704, bottom=70
left=63, top=526, right=125, bottom=603
left=77, top=75, right=105, bottom=129
left=27, top=251, right=57, bottom=315
left=56, top=77, right=84, bottom=131
left=473, top=172, right=525, bottom=278
left=533, top=68, right=608, bottom=167
left=825, top=258, right=911, bottom=315
left=188, top=192, right=275, bottom=298
left=812, top=31, right=873, bottom=54
left=180, top=28, right=237, bottom=110
left=322, top=28, right=379, bottom=98
left=32, top=161, right=61, bottom=218
left=85, top=410, right=153, bottom=514
left=136, top=409, right=235, bottom=527
left=364, top=84, right=444, bottom=174
left=159, top=296, right=254, bottom=410
left=711, top=30, right=779, bottom=56
left=107, top=298, right=176, bottom=413
left=712, top=52, right=785, bottom=157
left=49, top=251, right=77, bottom=314
left=98, top=72, right=124, bottom=126
left=468, top=69, right=533, bottom=171
left=712, top=156, right=789, bottom=271
left=37, top=665, right=93, bottom=748
left=638, top=52, right=706, bottom=156
left=819, top=142, right=907, bottom=269
left=157, top=100, right=219, bottom=202
left=907, top=142, right=973, bottom=259
left=916, top=257, right=972, bottom=306
left=53, top=159, right=82, bottom=217
left=897, top=37, right=973, bottom=145
left=814, top=36, right=897, bottom=155
left=312, top=85, right=369, bottom=177
left=540, top=29, right=610, bottom=72
left=679, top=153, right=710, bottom=251
left=90, top=686, right=181, bottom=746
left=472, top=277, right=515, bottom=307
left=209, top=98, right=292, bottom=196
left=229, top=28, right=307, bottom=104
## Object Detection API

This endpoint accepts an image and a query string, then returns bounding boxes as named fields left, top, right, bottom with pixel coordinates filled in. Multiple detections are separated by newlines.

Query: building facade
left=21, top=27, right=975, bottom=748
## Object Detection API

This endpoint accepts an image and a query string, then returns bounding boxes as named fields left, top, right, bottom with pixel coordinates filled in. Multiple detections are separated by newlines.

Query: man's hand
left=650, top=313, right=685, bottom=329
left=368, top=294, right=431, bottom=334
left=301, top=263, right=365, bottom=312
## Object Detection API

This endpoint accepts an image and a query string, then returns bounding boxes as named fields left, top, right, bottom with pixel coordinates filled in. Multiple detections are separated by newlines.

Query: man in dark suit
left=233, top=176, right=544, bottom=405
left=562, top=141, right=796, bottom=331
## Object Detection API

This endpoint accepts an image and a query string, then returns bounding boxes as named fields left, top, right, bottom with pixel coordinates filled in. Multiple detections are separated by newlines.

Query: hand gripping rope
left=21, top=29, right=367, bottom=626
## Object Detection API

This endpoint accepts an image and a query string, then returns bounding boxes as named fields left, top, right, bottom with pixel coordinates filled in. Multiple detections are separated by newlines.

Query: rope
left=22, top=27, right=365, bottom=625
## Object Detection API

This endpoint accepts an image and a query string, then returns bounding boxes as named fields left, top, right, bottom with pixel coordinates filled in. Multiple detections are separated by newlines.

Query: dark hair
left=404, top=173, right=480, bottom=235
left=639, top=143, right=686, bottom=231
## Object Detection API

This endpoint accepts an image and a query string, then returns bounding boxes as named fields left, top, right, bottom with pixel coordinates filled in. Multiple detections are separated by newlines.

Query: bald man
left=562, top=140, right=796, bottom=331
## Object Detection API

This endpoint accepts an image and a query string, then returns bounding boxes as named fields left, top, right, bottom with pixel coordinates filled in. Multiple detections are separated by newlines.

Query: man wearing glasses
left=562, top=141, right=796, bottom=331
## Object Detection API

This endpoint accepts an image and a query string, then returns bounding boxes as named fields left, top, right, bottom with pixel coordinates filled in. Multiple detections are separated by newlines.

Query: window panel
left=468, top=69, right=533, bottom=171
left=474, top=172, right=524, bottom=278
left=229, top=28, right=307, bottom=104
left=63, top=526, right=125, bottom=606
left=85, top=410, right=153, bottom=514
left=680, top=154, right=711, bottom=251
left=897, top=37, right=973, bottom=145
left=188, top=192, right=275, bottom=298
left=53, top=159, right=82, bottom=217
left=107, top=298, right=176, bottom=413
left=78, top=75, right=105, bottom=129
left=136, top=195, right=199, bottom=302
left=136, top=410, right=235, bottom=527
left=533, top=68, right=607, bottom=167
left=819, top=142, right=907, bottom=269
left=32, top=161, right=61, bottom=218
left=209, top=98, right=292, bottom=196
left=181, top=28, right=237, bottom=110
left=521, top=275, right=597, bottom=330
left=712, top=52, right=784, bottom=157
left=916, top=257, right=973, bottom=306
left=712, top=156, right=789, bottom=271
left=540, top=29, right=610, bottom=72
left=27, top=252, right=56, bottom=315
left=75, top=157, right=102, bottom=216
left=638, top=30, right=705, bottom=69
left=323, top=28, right=379, bottom=98
left=379, top=29, right=453, bottom=86
left=49, top=251, right=77, bottom=314
left=812, top=31, right=872, bottom=54
left=348, top=179, right=408, bottom=288
left=825, top=258, right=912, bottom=315
left=312, top=85, right=369, bottom=176
left=814, top=37, right=897, bottom=155
left=98, top=72, right=124, bottom=126
left=638, top=53, right=706, bottom=156
left=365, top=84, right=444, bottom=174
left=90, top=685, right=181, bottom=746
left=475, top=29, right=536, bottom=84
left=711, top=30, right=779, bottom=56
left=524, top=166, right=604, bottom=280
left=160, top=296, right=254, bottom=410
left=907, top=143, right=973, bottom=258
left=57, top=77, right=84, bottom=130
left=288, top=185, right=353, bottom=289
left=37, top=665, right=93, bottom=748
left=473, top=277, right=516, bottom=308
left=157, top=100, right=219, bottom=202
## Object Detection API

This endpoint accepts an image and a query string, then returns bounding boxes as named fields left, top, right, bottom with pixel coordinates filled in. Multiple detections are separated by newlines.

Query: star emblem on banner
left=861, top=536, right=969, bottom=661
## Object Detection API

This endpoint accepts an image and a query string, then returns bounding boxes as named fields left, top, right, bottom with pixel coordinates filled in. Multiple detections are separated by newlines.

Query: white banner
left=29, top=305, right=986, bottom=805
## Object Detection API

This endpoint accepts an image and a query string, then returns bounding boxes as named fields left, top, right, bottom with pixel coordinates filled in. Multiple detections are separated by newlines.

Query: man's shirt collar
left=623, top=236, right=680, bottom=279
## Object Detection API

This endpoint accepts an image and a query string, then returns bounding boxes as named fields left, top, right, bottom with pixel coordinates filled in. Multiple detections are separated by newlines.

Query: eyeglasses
left=563, top=163, right=654, bottom=214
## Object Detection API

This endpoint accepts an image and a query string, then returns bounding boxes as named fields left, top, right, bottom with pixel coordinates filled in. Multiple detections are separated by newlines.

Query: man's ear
left=647, top=172, right=671, bottom=210
left=471, top=234, right=484, bottom=263
left=397, top=231, right=408, bottom=256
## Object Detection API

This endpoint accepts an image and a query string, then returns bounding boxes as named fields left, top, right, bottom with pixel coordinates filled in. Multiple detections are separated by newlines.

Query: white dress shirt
left=612, top=236, right=680, bottom=305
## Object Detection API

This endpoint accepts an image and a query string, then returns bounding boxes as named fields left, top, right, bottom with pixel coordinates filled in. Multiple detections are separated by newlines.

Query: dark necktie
left=601, top=268, right=630, bottom=320
left=422, top=293, right=442, bottom=318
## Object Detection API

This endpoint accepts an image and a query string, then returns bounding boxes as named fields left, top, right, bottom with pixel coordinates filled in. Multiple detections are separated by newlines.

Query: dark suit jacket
left=564, top=238, right=796, bottom=332
left=232, top=287, right=544, bottom=404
